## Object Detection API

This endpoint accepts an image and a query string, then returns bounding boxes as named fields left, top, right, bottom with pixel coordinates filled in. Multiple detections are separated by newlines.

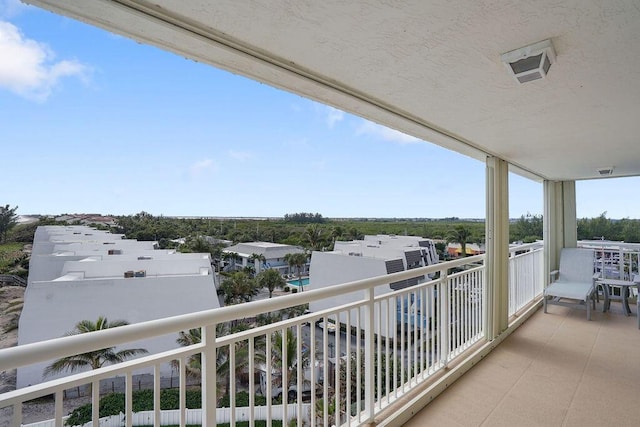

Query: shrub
left=66, top=389, right=265, bottom=425
left=218, top=391, right=267, bottom=407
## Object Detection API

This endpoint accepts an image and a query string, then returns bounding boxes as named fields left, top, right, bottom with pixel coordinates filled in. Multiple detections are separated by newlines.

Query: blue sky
left=1, top=1, right=638, bottom=219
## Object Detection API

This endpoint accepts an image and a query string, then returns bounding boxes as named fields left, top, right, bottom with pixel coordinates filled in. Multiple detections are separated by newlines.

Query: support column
left=485, top=156, right=510, bottom=339
left=543, top=180, right=577, bottom=278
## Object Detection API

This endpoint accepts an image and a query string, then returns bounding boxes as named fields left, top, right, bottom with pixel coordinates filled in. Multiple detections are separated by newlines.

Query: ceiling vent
left=597, top=167, right=614, bottom=176
left=501, top=39, right=556, bottom=84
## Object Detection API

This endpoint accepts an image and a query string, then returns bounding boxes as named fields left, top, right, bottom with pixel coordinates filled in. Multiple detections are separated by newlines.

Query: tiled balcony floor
left=403, top=301, right=640, bottom=426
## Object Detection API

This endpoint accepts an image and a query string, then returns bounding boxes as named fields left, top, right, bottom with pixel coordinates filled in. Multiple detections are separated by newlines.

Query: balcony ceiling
left=26, top=0, right=640, bottom=182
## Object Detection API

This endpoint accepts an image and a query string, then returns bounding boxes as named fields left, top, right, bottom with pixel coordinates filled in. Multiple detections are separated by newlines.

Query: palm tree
left=257, top=268, right=287, bottom=298
left=174, top=328, right=202, bottom=378
left=217, top=322, right=265, bottom=399
left=174, top=323, right=260, bottom=399
left=284, top=252, right=308, bottom=291
left=188, top=236, right=212, bottom=253
left=249, top=253, right=267, bottom=275
left=222, top=251, right=240, bottom=272
left=303, top=224, right=324, bottom=251
left=447, top=225, right=473, bottom=258
left=346, top=227, right=363, bottom=241
left=330, top=225, right=344, bottom=248
left=220, top=271, right=260, bottom=305
left=210, top=243, right=224, bottom=273
left=271, top=328, right=310, bottom=398
left=43, top=316, right=148, bottom=378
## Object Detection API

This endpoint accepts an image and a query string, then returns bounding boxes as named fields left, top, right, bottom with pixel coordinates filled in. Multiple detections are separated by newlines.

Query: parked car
left=316, top=318, right=337, bottom=333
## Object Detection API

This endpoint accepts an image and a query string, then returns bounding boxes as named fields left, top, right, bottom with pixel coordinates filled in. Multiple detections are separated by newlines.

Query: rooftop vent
left=501, top=39, right=556, bottom=84
left=598, top=167, right=614, bottom=176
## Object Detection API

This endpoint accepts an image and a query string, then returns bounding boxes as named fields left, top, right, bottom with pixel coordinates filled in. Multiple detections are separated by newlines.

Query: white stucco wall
left=17, top=274, right=219, bottom=388
left=18, top=226, right=218, bottom=388
left=308, top=251, right=401, bottom=337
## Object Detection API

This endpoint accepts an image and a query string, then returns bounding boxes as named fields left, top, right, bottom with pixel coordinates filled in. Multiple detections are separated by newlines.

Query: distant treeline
left=111, top=212, right=640, bottom=248
left=283, top=212, right=326, bottom=224
left=4, top=212, right=639, bottom=254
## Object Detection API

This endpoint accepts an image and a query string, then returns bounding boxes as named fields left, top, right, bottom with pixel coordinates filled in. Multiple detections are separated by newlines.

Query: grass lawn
left=0, top=243, right=24, bottom=272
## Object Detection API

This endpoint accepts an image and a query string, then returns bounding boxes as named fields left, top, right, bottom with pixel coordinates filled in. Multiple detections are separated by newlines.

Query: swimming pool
left=287, top=277, right=309, bottom=287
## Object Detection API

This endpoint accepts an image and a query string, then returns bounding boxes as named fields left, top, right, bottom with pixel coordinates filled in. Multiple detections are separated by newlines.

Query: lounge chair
left=543, top=248, right=599, bottom=320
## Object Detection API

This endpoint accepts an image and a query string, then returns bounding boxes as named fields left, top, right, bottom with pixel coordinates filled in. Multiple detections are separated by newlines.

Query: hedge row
left=66, top=390, right=268, bottom=426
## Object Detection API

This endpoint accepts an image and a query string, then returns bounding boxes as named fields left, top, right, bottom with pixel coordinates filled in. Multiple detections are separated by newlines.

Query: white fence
left=1, top=246, right=546, bottom=427
left=22, top=404, right=311, bottom=427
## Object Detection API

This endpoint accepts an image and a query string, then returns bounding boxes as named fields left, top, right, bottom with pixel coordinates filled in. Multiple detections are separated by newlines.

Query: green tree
left=43, top=317, right=148, bottom=378
left=249, top=252, right=267, bottom=275
left=303, top=224, right=324, bottom=251
left=219, top=271, right=260, bottom=305
left=0, top=204, right=18, bottom=243
left=214, top=322, right=266, bottom=399
left=330, top=225, right=344, bottom=244
left=577, top=212, right=617, bottom=240
left=271, top=328, right=310, bottom=398
left=284, top=252, right=308, bottom=290
left=257, top=268, right=286, bottom=298
left=346, top=227, right=363, bottom=240
left=174, top=323, right=260, bottom=399
left=187, top=236, right=212, bottom=253
left=447, top=225, right=472, bottom=257
left=510, top=213, right=543, bottom=243
left=620, top=219, right=640, bottom=243
left=210, top=243, right=225, bottom=273
left=174, top=328, right=202, bottom=378
left=222, top=251, right=240, bottom=272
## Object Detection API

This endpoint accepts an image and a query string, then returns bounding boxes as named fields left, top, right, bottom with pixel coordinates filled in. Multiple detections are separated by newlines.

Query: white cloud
left=356, top=120, right=421, bottom=144
left=0, top=0, right=27, bottom=19
left=0, top=21, right=89, bottom=101
left=228, top=150, right=253, bottom=161
left=189, top=158, right=217, bottom=177
left=326, top=106, right=345, bottom=128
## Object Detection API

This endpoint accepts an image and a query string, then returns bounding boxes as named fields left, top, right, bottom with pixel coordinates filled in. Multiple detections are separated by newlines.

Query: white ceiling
left=26, top=0, right=640, bottom=182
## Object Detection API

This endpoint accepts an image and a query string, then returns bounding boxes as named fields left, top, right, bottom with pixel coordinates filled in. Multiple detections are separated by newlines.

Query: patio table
left=596, top=277, right=640, bottom=316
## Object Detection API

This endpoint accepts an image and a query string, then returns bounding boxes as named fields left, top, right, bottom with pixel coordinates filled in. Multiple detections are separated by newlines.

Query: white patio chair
left=543, top=248, right=599, bottom=320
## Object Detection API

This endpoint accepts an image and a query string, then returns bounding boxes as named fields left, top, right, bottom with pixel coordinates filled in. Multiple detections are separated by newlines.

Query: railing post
left=154, top=365, right=161, bottom=427
left=125, top=372, right=133, bottom=427
left=439, top=267, right=449, bottom=365
left=54, top=390, right=63, bottom=427
left=92, top=380, right=100, bottom=427
left=201, top=324, right=217, bottom=427
left=11, top=402, right=22, bottom=427
left=363, top=288, right=375, bottom=422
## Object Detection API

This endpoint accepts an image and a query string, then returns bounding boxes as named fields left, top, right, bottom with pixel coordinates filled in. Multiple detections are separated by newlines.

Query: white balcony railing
left=0, top=246, right=544, bottom=427
left=578, top=240, right=640, bottom=281
left=508, top=242, right=544, bottom=316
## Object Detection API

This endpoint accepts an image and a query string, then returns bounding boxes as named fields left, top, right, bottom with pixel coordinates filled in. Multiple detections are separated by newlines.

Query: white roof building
left=222, top=241, right=305, bottom=275
left=17, top=226, right=219, bottom=388
left=309, top=235, right=439, bottom=338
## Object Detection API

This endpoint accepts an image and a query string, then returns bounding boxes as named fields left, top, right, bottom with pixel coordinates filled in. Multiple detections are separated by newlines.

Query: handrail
left=508, top=242, right=543, bottom=254
left=0, top=254, right=483, bottom=372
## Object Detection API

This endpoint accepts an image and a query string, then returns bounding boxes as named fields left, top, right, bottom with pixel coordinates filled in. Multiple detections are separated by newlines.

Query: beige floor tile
left=402, top=305, right=640, bottom=427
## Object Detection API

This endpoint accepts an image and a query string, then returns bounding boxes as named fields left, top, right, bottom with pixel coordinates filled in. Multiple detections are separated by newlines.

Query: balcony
left=405, top=301, right=640, bottom=426
left=0, top=243, right=544, bottom=426
left=5, top=1, right=638, bottom=424
left=1, top=242, right=638, bottom=426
